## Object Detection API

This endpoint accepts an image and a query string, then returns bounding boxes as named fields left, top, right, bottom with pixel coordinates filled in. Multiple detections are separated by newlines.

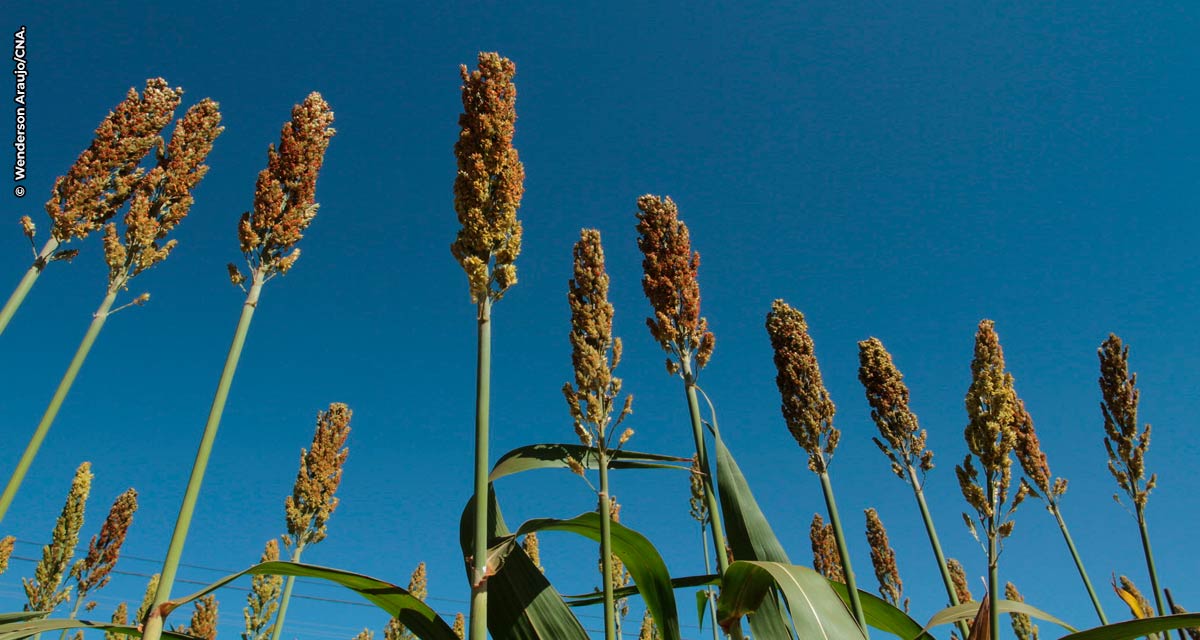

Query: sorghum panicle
left=106, top=602, right=128, bottom=640
left=765, top=300, right=838, bottom=473
left=242, top=539, right=282, bottom=640
left=45, top=79, right=182, bottom=243
left=177, top=594, right=218, bottom=640
left=284, top=403, right=351, bottom=549
left=1012, top=400, right=1067, bottom=502
left=635, top=195, right=714, bottom=375
left=687, top=455, right=708, bottom=525
left=522, top=533, right=543, bottom=573
left=809, top=514, right=844, bottom=583
left=24, top=462, right=92, bottom=612
left=385, top=562, right=428, bottom=640
left=353, top=630, right=374, bottom=640
left=450, top=52, right=524, bottom=303
left=231, top=93, right=335, bottom=283
left=1115, top=575, right=1155, bottom=619
left=452, top=613, right=465, bottom=639
left=1005, top=582, right=1039, bottom=640
left=865, top=508, right=907, bottom=612
left=0, top=535, right=13, bottom=575
left=948, top=558, right=973, bottom=603
left=72, top=488, right=138, bottom=600
left=1099, top=334, right=1155, bottom=510
left=563, top=229, right=631, bottom=449
left=857, top=338, right=933, bottom=482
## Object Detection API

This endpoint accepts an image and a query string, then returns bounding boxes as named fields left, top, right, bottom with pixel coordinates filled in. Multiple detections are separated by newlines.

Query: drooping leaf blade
left=459, top=486, right=590, bottom=640
left=920, top=600, right=1076, bottom=636
left=563, top=574, right=718, bottom=607
left=1059, top=613, right=1200, bottom=640
left=717, top=560, right=867, bottom=639
left=490, top=444, right=690, bottom=482
left=826, top=581, right=935, bottom=640
left=0, top=618, right=192, bottom=640
left=510, top=512, right=681, bottom=640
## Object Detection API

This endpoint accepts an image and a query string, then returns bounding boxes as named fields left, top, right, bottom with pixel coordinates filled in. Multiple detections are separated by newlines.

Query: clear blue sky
left=2, top=2, right=1198, bottom=638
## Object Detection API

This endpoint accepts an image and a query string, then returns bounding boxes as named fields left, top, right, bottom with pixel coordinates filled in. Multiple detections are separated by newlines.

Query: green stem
left=0, top=237, right=59, bottom=339
left=1137, top=508, right=1166, bottom=617
left=469, top=297, right=492, bottom=640
left=0, top=286, right=116, bottom=525
left=818, top=471, right=867, bottom=636
left=700, top=523, right=720, bottom=640
left=268, top=544, right=304, bottom=640
left=56, top=590, right=86, bottom=640
left=1050, top=503, right=1108, bottom=624
left=907, top=466, right=969, bottom=639
left=599, top=449, right=616, bottom=640
left=679, top=359, right=741, bottom=640
left=142, top=271, right=264, bottom=640
left=988, top=526, right=999, bottom=640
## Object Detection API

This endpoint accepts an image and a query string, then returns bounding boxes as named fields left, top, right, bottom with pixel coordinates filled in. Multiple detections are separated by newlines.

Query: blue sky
left=1, top=2, right=1198, bottom=638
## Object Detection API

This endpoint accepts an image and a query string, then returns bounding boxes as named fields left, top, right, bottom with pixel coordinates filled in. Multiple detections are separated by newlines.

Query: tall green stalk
left=699, top=524, right=719, bottom=640
left=0, top=238, right=58, bottom=339
left=818, top=471, right=867, bottom=635
left=142, top=273, right=263, bottom=640
left=0, top=287, right=116, bottom=525
left=988, top=528, right=999, bottom=640
left=1050, top=505, right=1108, bottom=623
left=907, top=466, right=969, bottom=639
left=1137, top=509, right=1166, bottom=616
left=269, top=544, right=304, bottom=640
left=599, top=449, right=616, bottom=640
left=469, top=297, right=492, bottom=640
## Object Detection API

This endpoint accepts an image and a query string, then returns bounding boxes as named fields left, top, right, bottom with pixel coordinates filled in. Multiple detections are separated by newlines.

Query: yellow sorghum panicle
left=635, top=195, right=714, bottom=375
left=102, top=98, right=223, bottom=289
left=522, top=532, right=543, bottom=573
left=177, top=594, right=218, bottom=640
left=1169, top=604, right=1200, bottom=640
left=865, top=508, right=908, bottom=612
left=242, top=539, right=282, bottom=640
left=947, top=558, right=973, bottom=603
left=1005, top=582, right=1039, bottom=640
left=452, top=613, right=466, bottom=639
left=352, top=630, right=374, bottom=640
left=45, top=79, right=182, bottom=243
left=385, top=563, right=428, bottom=640
left=232, top=93, right=335, bottom=283
left=284, top=403, right=351, bottom=549
left=563, top=230, right=631, bottom=449
left=25, top=462, right=93, bottom=612
left=136, top=574, right=159, bottom=625
left=766, top=300, right=838, bottom=473
left=956, top=320, right=1028, bottom=539
left=71, top=488, right=137, bottom=603
left=810, top=514, right=844, bottom=583
left=0, top=535, right=14, bottom=575
left=857, top=338, right=933, bottom=482
left=1099, top=334, right=1155, bottom=510
left=638, top=610, right=661, bottom=640
left=450, top=52, right=524, bottom=304
left=105, top=602, right=129, bottom=640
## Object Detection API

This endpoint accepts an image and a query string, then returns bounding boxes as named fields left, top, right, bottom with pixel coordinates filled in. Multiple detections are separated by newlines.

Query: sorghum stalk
left=1099, top=334, right=1164, bottom=616
left=450, top=52, right=524, bottom=640
left=955, top=320, right=1031, bottom=640
left=857, top=338, right=965, bottom=635
left=765, top=300, right=866, bottom=633
left=634, top=195, right=739, bottom=639
left=689, top=456, right=720, bottom=640
left=0, top=79, right=183, bottom=338
left=269, top=403, right=352, bottom=640
left=1011, top=397, right=1107, bottom=623
left=562, top=230, right=633, bottom=640
left=143, top=94, right=333, bottom=640
left=0, top=96, right=220, bottom=526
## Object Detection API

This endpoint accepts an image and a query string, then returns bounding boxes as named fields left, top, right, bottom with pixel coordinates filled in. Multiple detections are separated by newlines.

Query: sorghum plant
left=384, top=562, right=427, bottom=640
left=143, top=93, right=333, bottom=640
left=0, top=79, right=181, bottom=337
left=1100, top=334, right=1165, bottom=616
left=765, top=299, right=866, bottom=631
left=857, top=337, right=967, bottom=635
left=562, top=229, right=633, bottom=640
left=864, top=508, right=907, bottom=613
left=270, top=403, right=352, bottom=640
left=956, top=320, right=1030, bottom=640
left=24, top=462, right=92, bottom=614
left=809, top=514, right=844, bottom=583
left=242, top=540, right=282, bottom=640
left=1012, top=396, right=1107, bottom=622
left=60, top=488, right=138, bottom=633
left=0, top=94, right=222, bottom=525
left=0, top=536, right=13, bottom=575
left=1005, top=582, right=1039, bottom=640
left=175, top=594, right=217, bottom=640
left=449, top=52, right=524, bottom=640
left=634, top=195, right=736, bottom=637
